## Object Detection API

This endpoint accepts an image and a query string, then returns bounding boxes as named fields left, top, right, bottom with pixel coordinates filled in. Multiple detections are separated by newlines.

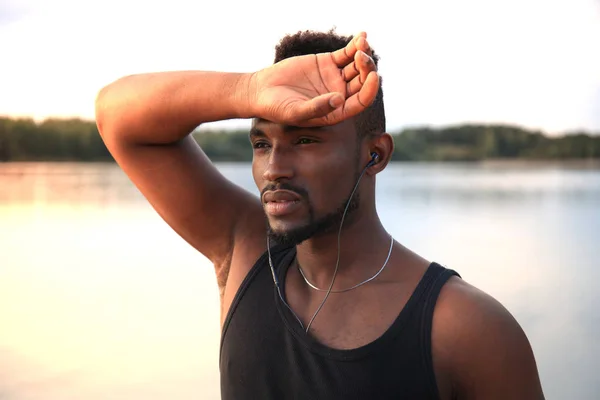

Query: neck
left=294, top=207, right=390, bottom=290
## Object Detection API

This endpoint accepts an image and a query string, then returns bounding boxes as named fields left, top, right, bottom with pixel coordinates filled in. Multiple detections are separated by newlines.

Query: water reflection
left=1, top=162, right=599, bottom=399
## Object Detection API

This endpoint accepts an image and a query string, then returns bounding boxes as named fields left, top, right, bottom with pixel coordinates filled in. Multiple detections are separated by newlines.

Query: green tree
left=0, top=117, right=598, bottom=162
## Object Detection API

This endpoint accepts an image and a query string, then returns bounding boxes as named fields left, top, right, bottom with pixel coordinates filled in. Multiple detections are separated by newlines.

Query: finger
left=346, top=75, right=363, bottom=98
left=341, top=50, right=375, bottom=82
left=345, top=51, right=376, bottom=96
left=331, top=32, right=367, bottom=67
left=341, top=60, right=360, bottom=81
left=357, top=36, right=373, bottom=57
left=356, top=50, right=376, bottom=83
left=343, top=71, right=379, bottom=117
left=291, top=92, right=344, bottom=121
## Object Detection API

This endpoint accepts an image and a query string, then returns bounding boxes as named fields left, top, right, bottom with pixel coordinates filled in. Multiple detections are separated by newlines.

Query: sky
left=0, top=0, right=599, bottom=135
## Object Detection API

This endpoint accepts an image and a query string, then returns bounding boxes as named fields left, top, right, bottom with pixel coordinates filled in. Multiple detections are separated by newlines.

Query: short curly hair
left=274, top=28, right=386, bottom=137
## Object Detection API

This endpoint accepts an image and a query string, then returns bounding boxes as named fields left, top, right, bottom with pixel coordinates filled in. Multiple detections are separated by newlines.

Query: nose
left=262, top=147, right=294, bottom=182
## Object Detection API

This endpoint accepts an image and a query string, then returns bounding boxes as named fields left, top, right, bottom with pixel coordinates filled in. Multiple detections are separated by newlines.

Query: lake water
left=1, top=161, right=599, bottom=400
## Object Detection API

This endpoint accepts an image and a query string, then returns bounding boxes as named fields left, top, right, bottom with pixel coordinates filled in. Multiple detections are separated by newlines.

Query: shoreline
left=474, top=158, right=600, bottom=168
left=1, top=158, right=600, bottom=171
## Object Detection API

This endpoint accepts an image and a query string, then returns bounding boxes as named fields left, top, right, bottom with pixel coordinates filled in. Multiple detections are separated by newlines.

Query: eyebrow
left=249, top=127, right=265, bottom=139
left=249, top=124, right=326, bottom=139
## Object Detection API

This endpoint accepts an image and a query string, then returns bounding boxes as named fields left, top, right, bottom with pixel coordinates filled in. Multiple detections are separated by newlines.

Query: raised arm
left=93, top=32, right=379, bottom=308
left=95, top=71, right=266, bottom=289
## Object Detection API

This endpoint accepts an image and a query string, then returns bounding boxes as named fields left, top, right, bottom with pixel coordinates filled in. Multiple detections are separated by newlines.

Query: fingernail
left=360, top=51, right=372, bottom=63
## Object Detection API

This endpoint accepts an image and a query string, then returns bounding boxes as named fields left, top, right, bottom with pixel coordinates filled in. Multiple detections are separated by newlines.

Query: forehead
left=250, top=118, right=357, bottom=137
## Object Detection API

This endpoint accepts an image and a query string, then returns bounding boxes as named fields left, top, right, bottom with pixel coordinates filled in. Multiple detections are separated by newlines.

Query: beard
left=265, top=169, right=362, bottom=247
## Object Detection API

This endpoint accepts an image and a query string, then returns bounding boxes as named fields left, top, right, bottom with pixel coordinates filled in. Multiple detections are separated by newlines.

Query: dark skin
left=95, top=32, right=545, bottom=399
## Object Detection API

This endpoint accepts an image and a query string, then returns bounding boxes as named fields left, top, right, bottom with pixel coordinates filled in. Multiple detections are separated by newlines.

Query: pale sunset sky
left=1, top=0, right=599, bottom=135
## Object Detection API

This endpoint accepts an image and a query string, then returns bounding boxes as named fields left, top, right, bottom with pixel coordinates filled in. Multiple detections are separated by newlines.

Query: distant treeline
left=1, top=116, right=599, bottom=162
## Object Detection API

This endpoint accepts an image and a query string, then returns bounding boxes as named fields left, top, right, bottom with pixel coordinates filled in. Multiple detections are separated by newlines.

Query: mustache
left=261, top=182, right=308, bottom=201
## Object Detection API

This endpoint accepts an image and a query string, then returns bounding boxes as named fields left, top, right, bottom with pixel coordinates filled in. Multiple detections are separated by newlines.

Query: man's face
left=250, top=119, right=362, bottom=245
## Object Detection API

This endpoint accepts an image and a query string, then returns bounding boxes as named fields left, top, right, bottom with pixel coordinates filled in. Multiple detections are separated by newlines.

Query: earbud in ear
left=366, top=152, right=379, bottom=167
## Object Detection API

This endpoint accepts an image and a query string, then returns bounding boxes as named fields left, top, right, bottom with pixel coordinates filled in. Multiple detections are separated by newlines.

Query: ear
left=366, top=133, right=394, bottom=175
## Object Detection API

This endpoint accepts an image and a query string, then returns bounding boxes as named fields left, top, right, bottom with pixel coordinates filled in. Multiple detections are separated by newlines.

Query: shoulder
left=431, top=274, right=545, bottom=399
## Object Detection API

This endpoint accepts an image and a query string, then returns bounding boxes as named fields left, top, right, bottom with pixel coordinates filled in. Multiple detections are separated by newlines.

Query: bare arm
left=95, top=71, right=253, bottom=145
left=94, top=32, right=379, bottom=303
left=433, top=279, right=545, bottom=399
left=95, top=71, right=265, bottom=284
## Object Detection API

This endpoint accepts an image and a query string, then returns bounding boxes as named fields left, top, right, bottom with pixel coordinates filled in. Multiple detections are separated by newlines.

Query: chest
left=285, top=281, right=413, bottom=350
left=219, top=267, right=440, bottom=400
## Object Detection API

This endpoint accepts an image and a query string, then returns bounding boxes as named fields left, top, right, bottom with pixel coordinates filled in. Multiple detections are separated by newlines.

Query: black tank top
left=220, top=244, right=460, bottom=400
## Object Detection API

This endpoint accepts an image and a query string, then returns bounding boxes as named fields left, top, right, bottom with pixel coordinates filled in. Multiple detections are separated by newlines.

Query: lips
left=263, top=190, right=302, bottom=217
left=263, top=190, right=301, bottom=203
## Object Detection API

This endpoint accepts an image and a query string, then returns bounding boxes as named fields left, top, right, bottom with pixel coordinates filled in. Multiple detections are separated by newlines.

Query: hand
left=249, top=32, right=379, bottom=127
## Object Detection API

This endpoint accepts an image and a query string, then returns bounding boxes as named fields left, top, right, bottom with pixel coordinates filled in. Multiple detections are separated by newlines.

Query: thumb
left=292, top=92, right=344, bottom=121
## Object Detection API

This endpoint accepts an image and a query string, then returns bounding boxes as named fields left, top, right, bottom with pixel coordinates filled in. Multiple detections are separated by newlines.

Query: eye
left=297, top=138, right=316, bottom=145
left=252, top=141, right=270, bottom=149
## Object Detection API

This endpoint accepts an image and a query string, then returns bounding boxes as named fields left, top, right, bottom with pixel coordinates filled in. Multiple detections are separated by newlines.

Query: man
left=95, top=30, right=545, bottom=399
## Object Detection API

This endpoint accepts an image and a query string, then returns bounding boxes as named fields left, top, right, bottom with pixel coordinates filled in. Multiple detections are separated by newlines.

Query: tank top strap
left=220, top=243, right=293, bottom=354
left=419, top=263, right=461, bottom=397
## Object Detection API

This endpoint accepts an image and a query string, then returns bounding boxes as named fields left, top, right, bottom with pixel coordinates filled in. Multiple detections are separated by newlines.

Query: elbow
left=94, top=85, right=109, bottom=139
left=94, top=76, right=131, bottom=142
